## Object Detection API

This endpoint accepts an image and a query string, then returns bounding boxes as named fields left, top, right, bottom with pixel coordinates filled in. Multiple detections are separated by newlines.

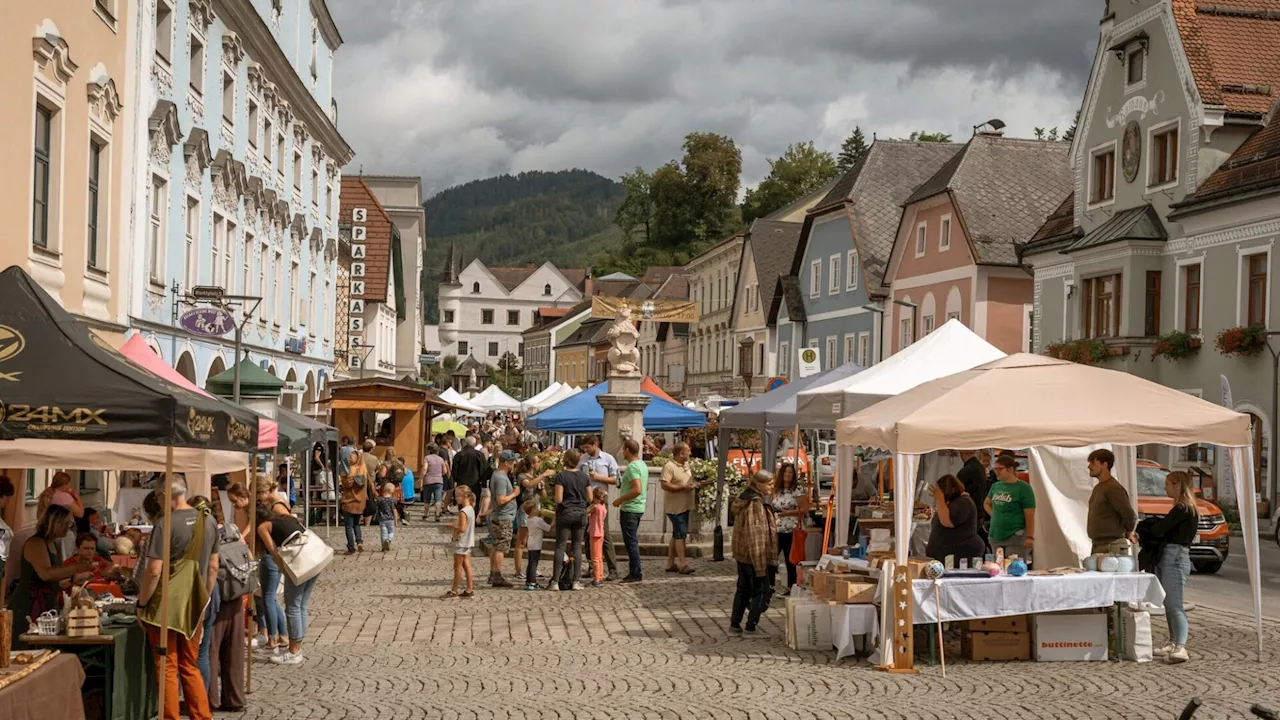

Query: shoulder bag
left=139, top=510, right=211, bottom=639
left=275, top=523, right=334, bottom=586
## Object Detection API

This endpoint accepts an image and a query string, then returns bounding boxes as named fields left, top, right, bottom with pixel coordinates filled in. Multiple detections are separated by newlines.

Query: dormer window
left=471, top=281, right=480, bottom=294
left=1127, top=47, right=1145, bottom=86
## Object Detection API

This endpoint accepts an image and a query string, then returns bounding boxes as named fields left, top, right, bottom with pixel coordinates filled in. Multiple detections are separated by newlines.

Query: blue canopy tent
left=525, top=379, right=707, bottom=433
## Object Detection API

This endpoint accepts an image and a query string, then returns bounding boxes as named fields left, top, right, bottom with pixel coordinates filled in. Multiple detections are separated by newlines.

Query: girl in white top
left=445, top=486, right=475, bottom=598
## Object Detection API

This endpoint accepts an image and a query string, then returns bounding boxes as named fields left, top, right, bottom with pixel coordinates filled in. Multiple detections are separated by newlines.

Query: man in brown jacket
left=341, top=449, right=370, bottom=554
left=730, top=470, right=779, bottom=634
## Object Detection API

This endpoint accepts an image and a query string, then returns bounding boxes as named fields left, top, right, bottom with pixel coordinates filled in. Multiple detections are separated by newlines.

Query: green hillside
left=422, top=169, right=627, bottom=322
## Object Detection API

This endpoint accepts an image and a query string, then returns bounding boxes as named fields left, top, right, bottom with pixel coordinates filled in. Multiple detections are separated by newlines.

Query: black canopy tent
left=274, top=406, right=338, bottom=530
left=0, top=265, right=259, bottom=712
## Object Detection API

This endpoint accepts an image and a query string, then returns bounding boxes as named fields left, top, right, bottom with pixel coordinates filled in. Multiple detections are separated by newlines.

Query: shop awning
left=330, top=399, right=422, bottom=411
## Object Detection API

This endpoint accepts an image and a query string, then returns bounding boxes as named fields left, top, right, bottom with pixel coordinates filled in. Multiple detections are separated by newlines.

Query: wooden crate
left=66, top=608, right=100, bottom=638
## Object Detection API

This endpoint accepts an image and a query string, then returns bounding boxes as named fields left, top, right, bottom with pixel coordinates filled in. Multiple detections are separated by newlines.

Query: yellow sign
left=590, top=296, right=700, bottom=323
left=0, top=325, right=25, bottom=362
left=187, top=407, right=217, bottom=440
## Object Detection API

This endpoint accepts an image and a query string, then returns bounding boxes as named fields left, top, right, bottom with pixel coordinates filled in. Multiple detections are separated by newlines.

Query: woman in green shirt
left=612, top=439, right=647, bottom=583
left=983, top=454, right=1036, bottom=565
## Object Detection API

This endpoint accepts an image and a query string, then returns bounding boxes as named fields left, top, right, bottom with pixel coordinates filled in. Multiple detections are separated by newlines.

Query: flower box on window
left=1043, top=338, right=1108, bottom=365
left=1214, top=323, right=1267, bottom=358
left=1151, top=331, right=1201, bottom=361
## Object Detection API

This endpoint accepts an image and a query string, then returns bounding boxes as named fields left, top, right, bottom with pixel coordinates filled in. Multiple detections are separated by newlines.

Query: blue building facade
left=126, top=0, right=353, bottom=412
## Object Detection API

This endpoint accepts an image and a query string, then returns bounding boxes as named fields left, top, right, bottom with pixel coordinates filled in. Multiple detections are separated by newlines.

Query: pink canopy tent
left=120, top=334, right=278, bottom=450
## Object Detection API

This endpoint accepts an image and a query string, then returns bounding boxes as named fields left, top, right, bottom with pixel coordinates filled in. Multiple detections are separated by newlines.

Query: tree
left=614, top=167, right=653, bottom=243
left=678, top=131, right=743, bottom=242
left=1063, top=110, right=1080, bottom=143
left=909, top=131, right=952, bottom=142
left=836, top=126, right=869, bottom=174
left=1033, top=127, right=1061, bottom=141
left=488, top=352, right=524, bottom=399
left=742, top=142, right=838, bottom=223
left=426, top=355, right=458, bottom=391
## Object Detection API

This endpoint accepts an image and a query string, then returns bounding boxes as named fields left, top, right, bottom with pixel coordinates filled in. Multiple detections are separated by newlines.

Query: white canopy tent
left=796, top=319, right=1005, bottom=538
left=473, top=384, right=523, bottom=412
left=521, top=381, right=563, bottom=413
left=526, top=382, right=580, bottom=414
left=440, top=387, right=486, bottom=416
left=835, top=353, right=1263, bottom=659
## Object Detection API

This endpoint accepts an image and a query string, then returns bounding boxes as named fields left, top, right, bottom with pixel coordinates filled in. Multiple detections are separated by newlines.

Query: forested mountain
left=422, top=169, right=626, bottom=323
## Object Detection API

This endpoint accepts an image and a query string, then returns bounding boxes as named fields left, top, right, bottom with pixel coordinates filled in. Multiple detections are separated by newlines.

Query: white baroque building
left=125, top=0, right=353, bottom=412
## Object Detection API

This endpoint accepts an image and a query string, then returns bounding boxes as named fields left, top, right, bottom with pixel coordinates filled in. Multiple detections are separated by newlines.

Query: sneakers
left=590, top=580, right=603, bottom=588
left=491, top=575, right=514, bottom=588
left=743, top=625, right=759, bottom=635
left=381, top=541, right=390, bottom=552
left=514, top=572, right=525, bottom=582
left=357, top=543, right=364, bottom=553
left=571, top=582, right=585, bottom=591
left=1154, top=642, right=1174, bottom=658
left=1167, top=645, right=1189, bottom=664
left=269, top=651, right=304, bottom=665
left=525, top=584, right=541, bottom=591
left=729, top=624, right=742, bottom=634
left=620, top=576, right=642, bottom=584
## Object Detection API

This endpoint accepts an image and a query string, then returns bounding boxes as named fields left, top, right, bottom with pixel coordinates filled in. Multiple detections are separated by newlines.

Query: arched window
left=471, top=281, right=480, bottom=294
left=543, top=283, right=551, bottom=296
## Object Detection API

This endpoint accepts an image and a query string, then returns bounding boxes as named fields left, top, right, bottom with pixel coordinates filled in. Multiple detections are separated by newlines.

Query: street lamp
left=860, top=304, right=885, bottom=363
left=350, top=342, right=375, bottom=380
left=892, top=298, right=918, bottom=349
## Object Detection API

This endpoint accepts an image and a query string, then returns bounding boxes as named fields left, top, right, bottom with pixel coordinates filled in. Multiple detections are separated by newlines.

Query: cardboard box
left=1033, top=611, right=1109, bottom=661
left=785, top=598, right=833, bottom=650
left=810, top=570, right=852, bottom=599
left=962, top=630, right=1031, bottom=661
left=966, top=615, right=1029, bottom=634
left=833, top=578, right=877, bottom=604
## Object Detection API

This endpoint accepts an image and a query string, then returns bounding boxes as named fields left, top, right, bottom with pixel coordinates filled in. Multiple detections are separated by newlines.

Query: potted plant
left=1043, top=338, right=1108, bottom=365
left=1215, top=323, right=1268, bottom=357
left=1151, top=330, right=1202, bottom=361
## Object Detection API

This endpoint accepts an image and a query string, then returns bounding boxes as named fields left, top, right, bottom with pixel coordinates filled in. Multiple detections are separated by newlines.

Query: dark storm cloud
left=328, top=0, right=1100, bottom=197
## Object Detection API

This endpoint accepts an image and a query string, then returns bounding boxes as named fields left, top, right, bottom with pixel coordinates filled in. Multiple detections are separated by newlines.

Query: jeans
left=620, top=510, right=643, bottom=579
left=284, top=574, right=319, bottom=642
left=777, top=532, right=797, bottom=590
left=667, top=510, right=690, bottom=540
left=343, top=511, right=364, bottom=551
left=380, top=519, right=396, bottom=544
left=553, top=508, right=586, bottom=588
left=197, top=591, right=219, bottom=694
left=731, top=561, right=771, bottom=630
left=1157, top=543, right=1191, bottom=646
left=259, top=553, right=287, bottom=639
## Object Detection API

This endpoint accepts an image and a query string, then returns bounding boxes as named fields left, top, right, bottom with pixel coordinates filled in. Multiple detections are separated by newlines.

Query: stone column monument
left=598, top=303, right=651, bottom=461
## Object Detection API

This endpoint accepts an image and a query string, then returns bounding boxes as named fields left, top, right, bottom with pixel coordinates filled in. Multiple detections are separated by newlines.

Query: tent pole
left=157, top=446, right=175, bottom=716
left=303, top=447, right=311, bottom=528
left=247, top=461, right=256, bottom=695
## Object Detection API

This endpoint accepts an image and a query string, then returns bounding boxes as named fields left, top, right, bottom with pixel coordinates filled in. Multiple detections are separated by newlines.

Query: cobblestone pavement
left=223, top=520, right=1280, bottom=719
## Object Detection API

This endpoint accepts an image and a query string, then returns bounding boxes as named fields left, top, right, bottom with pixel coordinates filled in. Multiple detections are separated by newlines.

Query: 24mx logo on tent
left=0, top=325, right=25, bottom=383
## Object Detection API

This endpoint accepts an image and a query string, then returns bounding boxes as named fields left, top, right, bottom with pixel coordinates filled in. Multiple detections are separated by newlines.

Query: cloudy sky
left=329, top=0, right=1101, bottom=199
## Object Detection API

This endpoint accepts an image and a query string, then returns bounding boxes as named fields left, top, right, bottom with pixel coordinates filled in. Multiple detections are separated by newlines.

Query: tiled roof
left=1020, top=192, right=1082, bottom=257
left=652, top=272, right=688, bottom=300
left=1173, top=120, right=1280, bottom=212
left=1065, top=204, right=1167, bottom=252
left=487, top=265, right=540, bottom=292
left=1172, top=1, right=1280, bottom=115
left=777, top=275, right=807, bottom=324
left=906, top=135, right=1072, bottom=265
left=801, top=140, right=964, bottom=295
left=339, top=177, right=394, bottom=303
left=747, top=219, right=803, bottom=314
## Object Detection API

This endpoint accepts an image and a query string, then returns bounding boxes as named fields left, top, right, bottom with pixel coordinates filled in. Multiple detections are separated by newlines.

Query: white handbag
left=276, top=528, right=334, bottom=585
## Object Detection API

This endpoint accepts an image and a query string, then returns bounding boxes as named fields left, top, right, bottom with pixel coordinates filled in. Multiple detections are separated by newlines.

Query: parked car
left=816, top=439, right=835, bottom=490
left=1135, top=460, right=1229, bottom=574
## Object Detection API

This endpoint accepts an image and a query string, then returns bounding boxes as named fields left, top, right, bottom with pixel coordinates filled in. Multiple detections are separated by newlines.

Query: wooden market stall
left=324, top=378, right=469, bottom=474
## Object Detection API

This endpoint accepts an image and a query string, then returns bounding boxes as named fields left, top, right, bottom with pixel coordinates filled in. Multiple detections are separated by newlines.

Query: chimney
left=583, top=266, right=595, bottom=297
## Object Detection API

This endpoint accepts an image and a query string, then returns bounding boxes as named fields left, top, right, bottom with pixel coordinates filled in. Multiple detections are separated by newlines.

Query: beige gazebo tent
left=836, top=353, right=1263, bottom=658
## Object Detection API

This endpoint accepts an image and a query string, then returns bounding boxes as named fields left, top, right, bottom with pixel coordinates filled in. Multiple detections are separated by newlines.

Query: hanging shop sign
left=179, top=307, right=235, bottom=338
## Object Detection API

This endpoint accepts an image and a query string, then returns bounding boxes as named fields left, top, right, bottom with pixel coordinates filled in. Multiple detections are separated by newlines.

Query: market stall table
left=0, top=652, right=87, bottom=720
left=21, top=624, right=156, bottom=720
left=789, top=586, right=880, bottom=660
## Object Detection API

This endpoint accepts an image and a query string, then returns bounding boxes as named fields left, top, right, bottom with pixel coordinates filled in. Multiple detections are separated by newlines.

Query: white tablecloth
left=910, top=571, right=1166, bottom=624
left=789, top=586, right=879, bottom=660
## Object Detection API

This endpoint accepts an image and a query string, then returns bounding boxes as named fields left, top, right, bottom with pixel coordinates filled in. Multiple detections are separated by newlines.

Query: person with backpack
left=201, top=495, right=249, bottom=711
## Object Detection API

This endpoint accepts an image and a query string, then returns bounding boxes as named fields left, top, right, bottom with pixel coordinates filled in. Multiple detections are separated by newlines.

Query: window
left=211, top=214, right=224, bottom=286
left=809, top=260, right=821, bottom=298
left=843, top=334, right=856, bottom=364
left=488, top=342, right=499, bottom=357
left=1091, top=146, right=1115, bottom=204
left=826, top=337, right=837, bottom=370
left=457, top=341, right=469, bottom=356
left=481, top=309, right=494, bottom=325
left=325, top=184, right=332, bottom=220
left=543, top=283, right=551, bottom=296
left=276, top=133, right=285, bottom=174
left=258, top=239, right=268, bottom=308
left=242, top=232, right=252, bottom=294
left=247, top=101, right=259, bottom=148
left=1150, top=125, right=1179, bottom=187
left=507, top=309, right=519, bottom=325
left=443, top=310, right=455, bottom=323
left=33, top=106, right=52, bottom=249
left=189, top=35, right=204, bottom=95
left=262, top=119, right=273, bottom=169
left=221, top=71, right=234, bottom=123
left=915, top=222, right=927, bottom=256
left=290, top=261, right=299, bottom=327
left=87, top=139, right=103, bottom=267
left=1126, top=47, right=1145, bottom=86
left=947, top=311, right=961, bottom=321
left=1144, top=271, right=1161, bottom=336
left=184, top=197, right=199, bottom=289
left=829, top=255, right=841, bottom=294
left=940, top=216, right=951, bottom=251
left=471, top=281, right=480, bottom=294
left=311, top=170, right=319, bottom=206
left=293, top=150, right=302, bottom=190
left=307, top=268, right=316, bottom=329
left=224, top=221, right=235, bottom=288
left=900, top=317, right=914, bottom=349
left=155, top=0, right=174, bottom=62
left=779, top=342, right=790, bottom=375
left=1082, top=274, right=1121, bottom=338
left=857, top=333, right=871, bottom=367
left=1248, top=254, right=1268, bottom=326
left=1183, top=263, right=1201, bottom=332
left=272, top=250, right=282, bottom=323
left=922, top=315, right=935, bottom=335
left=148, top=176, right=165, bottom=282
